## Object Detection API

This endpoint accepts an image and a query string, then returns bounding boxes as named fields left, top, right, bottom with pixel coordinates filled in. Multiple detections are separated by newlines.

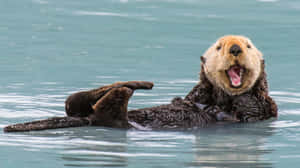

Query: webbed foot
left=86, top=81, right=154, bottom=128
left=65, top=81, right=154, bottom=117
left=88, top=87, right=133, bottom=128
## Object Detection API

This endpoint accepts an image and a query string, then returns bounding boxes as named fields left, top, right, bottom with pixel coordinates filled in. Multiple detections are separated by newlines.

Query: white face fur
left=202, top=35, right=263, bottom=95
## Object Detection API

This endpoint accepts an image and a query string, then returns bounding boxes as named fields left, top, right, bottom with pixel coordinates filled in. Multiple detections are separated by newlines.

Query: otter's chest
left=211, top=88, right=234, bottom=112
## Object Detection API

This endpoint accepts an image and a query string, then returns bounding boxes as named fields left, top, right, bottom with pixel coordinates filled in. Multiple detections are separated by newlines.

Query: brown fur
left=186, top=61, right=277, bottom=122
left=65, top=81, right=154, bottom=117
left=88, top=87, right=133, bottom=128
left=4, top=117, right=90, bottom=132
left=3, top=36, right=277, bottom=132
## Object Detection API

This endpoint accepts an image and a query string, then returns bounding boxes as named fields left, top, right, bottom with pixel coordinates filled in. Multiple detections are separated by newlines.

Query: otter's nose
left=229, top=44, right=242, bottom=56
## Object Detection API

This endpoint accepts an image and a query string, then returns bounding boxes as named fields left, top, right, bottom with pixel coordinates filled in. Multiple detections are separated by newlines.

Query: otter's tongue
left=227, top=66, right=242, bottom=87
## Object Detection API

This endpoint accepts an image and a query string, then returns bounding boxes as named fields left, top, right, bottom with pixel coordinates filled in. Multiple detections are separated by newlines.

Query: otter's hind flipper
left=4, top=117, right=90, bottom=132
left=119, top=81, right=154, bottom=90
left=89, top=87, right=134, bottom=128
left=65, top=81, right=154, bottom=117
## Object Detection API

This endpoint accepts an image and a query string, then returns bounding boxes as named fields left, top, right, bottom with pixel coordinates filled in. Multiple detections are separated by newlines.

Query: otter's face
left=203, top=35, right=263, bottom=95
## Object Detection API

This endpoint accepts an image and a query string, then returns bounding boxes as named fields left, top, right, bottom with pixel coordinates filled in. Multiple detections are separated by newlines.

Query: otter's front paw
left=205, top=105, right=239, bottom=122
left=215, top=112, right=239, bottom=122
left=232, top=94, right=263, bottom=122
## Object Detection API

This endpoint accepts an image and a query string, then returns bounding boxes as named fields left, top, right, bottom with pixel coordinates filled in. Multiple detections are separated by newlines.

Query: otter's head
left=202, top=35, right=263, bottom=95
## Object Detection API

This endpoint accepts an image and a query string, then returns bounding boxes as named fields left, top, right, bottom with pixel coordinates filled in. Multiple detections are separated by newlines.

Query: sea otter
left=4, top=35, right=278, bottom=132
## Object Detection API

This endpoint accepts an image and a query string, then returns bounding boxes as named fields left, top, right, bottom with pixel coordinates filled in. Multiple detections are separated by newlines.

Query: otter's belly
left=128, top=100, right=217, bottom=129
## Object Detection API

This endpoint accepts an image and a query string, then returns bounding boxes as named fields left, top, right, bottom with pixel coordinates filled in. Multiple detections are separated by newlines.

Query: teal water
left=1, top=0, right=300, bottom=167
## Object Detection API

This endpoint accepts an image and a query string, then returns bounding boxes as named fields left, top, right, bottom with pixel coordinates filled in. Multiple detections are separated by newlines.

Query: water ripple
left=32, top=0, right=48, bottom=4
left=271, top=91, right=300, bottom=97
left=73, top=10, right=157, bottom=21
left=61, top=150, right=174, bottom=157
left=257, top=0, right=279, bottom=2
left=0, top=94, right=65, bottom=119
left=279, top=109, right=300, bottom=115
left=74, top=11, right=129, bottom=17
left=271, top=91, right=300, bottom=104
left=271, top=120, right=300, bottom=128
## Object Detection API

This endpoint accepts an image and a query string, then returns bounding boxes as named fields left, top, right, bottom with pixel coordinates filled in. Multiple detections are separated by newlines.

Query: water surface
left=1, top=0, right=300, bottom=167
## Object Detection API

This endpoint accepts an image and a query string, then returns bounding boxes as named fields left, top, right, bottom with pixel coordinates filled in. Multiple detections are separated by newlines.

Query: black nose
left=229, top=44, right=242, bottom=56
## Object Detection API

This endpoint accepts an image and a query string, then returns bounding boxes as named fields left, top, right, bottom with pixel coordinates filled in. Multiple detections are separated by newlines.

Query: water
left=0, top=0, right=300, bottom=167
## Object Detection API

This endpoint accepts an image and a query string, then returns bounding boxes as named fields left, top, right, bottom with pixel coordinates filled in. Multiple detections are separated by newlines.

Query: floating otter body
left=4, top=35, right=278, bottom=132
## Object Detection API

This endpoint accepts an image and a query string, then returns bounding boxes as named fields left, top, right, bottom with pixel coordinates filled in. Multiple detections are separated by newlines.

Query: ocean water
left=0, top=0, right=300, bottom=167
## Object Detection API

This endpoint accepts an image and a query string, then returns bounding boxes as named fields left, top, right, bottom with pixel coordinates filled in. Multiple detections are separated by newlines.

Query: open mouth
left=226, top=65, right=245, bottom=88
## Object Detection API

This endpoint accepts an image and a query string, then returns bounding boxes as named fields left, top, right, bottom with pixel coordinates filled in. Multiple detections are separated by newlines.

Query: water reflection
left=60, top=128, right=129, bottom=167
left=188, top=122, right=275, bottom=168
left=56, top=122, right=276, bottom=168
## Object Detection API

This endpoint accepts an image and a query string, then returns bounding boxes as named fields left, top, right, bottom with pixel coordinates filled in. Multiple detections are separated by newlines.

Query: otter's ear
left=200, top=56, right=206, bottom=64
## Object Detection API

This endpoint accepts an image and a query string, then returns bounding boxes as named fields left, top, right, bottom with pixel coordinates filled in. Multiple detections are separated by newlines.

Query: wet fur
left=4, top=36, right=278, bottom=132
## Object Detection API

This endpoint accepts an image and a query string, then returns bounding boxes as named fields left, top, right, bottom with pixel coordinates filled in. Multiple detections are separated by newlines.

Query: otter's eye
left=247, top=44, right=251, bottom=49
left=216, top=45, right=221, bottom=51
